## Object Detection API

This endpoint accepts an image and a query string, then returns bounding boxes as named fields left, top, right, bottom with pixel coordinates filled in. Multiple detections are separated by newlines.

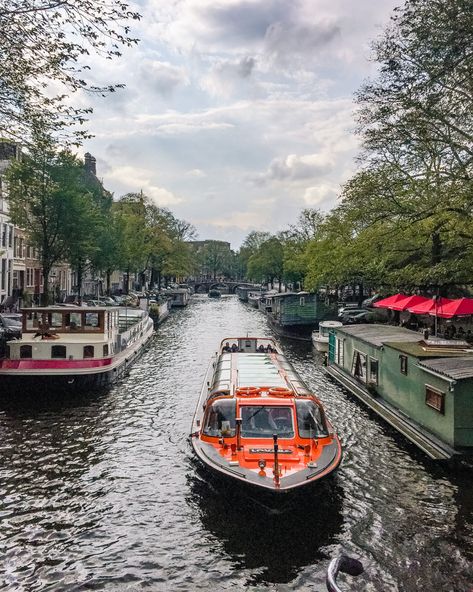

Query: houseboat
left=208, top=289, right=221, bottom=298
left=247, top=290, right=263, bottom=308
left=266, top=292, right=337, bottom=340
left=166, top=288, right=190, bottom=307
left=191, top=336, right=342, bottom=494
left=148, top=295, right=171, bottom=324
left=0, top=306, right=154, bottom=391
left=312, top=321, right=343, bottom=352
left=325, top=323, right=473, bottom=459
left=236, top=285, right=260, bottom=302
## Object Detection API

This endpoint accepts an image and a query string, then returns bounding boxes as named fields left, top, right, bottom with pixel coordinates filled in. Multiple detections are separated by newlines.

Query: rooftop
left=385, top=341, right=473, bottom=358
left=418, top=357, right=473, bottom=380
left=336, top=324, right=421, bottom=348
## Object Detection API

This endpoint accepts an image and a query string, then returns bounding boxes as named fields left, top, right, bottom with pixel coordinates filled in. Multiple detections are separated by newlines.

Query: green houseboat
left=326, top=324, right=473, bottom=460
left=266, top=292, right=337, bottom=341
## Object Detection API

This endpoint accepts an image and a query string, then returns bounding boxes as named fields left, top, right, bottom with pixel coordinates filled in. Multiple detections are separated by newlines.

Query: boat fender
left=268, top=387, right=293, bottom=397
left=236, top=386, right=260, bottom=396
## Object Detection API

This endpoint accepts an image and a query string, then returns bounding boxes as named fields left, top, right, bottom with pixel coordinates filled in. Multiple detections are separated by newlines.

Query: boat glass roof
left=237, top=353, right=286, bottom=387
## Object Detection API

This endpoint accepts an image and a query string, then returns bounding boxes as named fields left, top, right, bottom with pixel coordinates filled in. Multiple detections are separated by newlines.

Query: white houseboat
left=312, top=321, right=343, bottom=352
left=0, top=306, right=154, bottom=391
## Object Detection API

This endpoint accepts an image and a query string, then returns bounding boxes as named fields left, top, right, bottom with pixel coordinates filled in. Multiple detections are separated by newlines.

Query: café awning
left=407, top=297, right=453, bottom=315
left=433, top=298, right=473, bottom=318
left=373, top=294, right=406, bottom=309
left=389, top=295, right=430, bottom=311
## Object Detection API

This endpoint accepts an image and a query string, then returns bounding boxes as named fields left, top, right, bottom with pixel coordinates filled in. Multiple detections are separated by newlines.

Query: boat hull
left=0, top=324, right=154, bottom=394
left=191, top=436, right=342, bottom=495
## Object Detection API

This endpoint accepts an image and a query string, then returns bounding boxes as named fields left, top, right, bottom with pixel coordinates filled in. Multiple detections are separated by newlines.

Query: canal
left=1, top=295, right=473, bottom=591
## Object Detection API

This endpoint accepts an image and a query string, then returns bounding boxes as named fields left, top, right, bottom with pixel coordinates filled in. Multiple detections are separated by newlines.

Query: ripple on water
left=1, top=296, right=473, bottom=591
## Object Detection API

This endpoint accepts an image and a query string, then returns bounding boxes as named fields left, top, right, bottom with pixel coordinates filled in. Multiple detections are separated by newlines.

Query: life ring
left=236, top=386, right=260, bottom=396
left=268, top=386, right=293, bottom=397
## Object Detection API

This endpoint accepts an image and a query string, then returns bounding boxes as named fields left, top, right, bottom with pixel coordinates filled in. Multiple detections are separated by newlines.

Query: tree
left=0, top=1, right=140, bottom=144
left=6, top=143, right=103, bottom=303
left=238, top=231, right=271, bottom=279
left=247, top=237, right=284, bottom=289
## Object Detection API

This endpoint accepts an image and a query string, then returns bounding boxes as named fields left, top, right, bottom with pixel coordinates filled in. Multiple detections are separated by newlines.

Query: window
left=351, top=350, right=367, bottom=382
left=103, top=344, right=109, bottom=356
left=83, top=345, right=94, bottom=358
left=51, top=345, right=66, bottom=359
left=335, top=337, right=345, bottom=365
left=369, top=358, right=379, bottom=385
left=400, top=355, right=408, bottom=375
left=203, top=399, right=236, bottom=437
left=299, top=297, right=305, bottom=306
left=295, top=399, right=327, bottom=438
left=240, top=405, right=294, bottom=439
left=20, top=345, right=32, bottom=359
left=425, top=386, right=445, bottom=414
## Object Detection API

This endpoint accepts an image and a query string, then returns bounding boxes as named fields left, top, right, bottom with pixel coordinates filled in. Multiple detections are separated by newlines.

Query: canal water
left=1, top=296, right=473, bottom=591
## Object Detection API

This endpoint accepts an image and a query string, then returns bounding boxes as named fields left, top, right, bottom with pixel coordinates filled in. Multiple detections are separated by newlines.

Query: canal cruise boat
left=191, top=337, right=342, bottom=493
left=0, top=306, right=154, bottom=391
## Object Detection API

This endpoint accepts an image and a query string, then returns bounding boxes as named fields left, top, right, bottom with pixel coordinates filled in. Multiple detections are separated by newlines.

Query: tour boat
left=191, top=337, right=342, bottom=493
left=312, top=321, right=343, bottom=352
left=0, top=306, right=154, bottom=391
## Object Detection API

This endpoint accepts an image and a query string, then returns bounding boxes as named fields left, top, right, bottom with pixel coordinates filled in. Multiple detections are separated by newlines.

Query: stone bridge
left=186, top=281, right=256, bottom=294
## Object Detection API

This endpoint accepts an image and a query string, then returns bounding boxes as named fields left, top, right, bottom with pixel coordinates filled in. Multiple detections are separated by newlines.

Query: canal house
left=326, top=324, right=473, bottom=459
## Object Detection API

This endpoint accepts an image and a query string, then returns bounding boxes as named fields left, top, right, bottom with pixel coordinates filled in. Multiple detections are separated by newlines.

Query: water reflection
left=187, top=460, right=344, bottom=585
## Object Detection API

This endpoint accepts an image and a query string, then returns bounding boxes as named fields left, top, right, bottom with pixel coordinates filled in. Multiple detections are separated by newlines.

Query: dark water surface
left=1, top=296, right=473, bottom=591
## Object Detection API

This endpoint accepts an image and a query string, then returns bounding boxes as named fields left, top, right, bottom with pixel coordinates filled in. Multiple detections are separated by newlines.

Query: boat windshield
left=295, top=399, right=327, bottom=438
left=240, top=406, right=294, bottom=439
left=203, top=399, right=236, bottom=437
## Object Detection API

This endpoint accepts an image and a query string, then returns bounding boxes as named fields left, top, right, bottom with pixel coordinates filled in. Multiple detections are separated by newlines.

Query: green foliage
left=1, top=1, right=141, bottom=144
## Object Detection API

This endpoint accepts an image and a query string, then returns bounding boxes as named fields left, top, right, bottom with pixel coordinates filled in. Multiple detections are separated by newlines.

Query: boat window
left=51, top=345, right=66, bottom=359
left=351, top=350, right=367, bottom=382
left=369, top=358, right=379, bottom=385
left=425, top=386, right=445, bottom=414
left=295, top=400, right=327, bottom=438
left=83, top=345, right=94, bottom=358
left=50, top=312, right=63, bottom=329
left=400, top=355, right=408, bottom=375
left=85, top=312, right=99, bottom=329
left=240, top=406, right=294, bottom=439
left=20, top=345, right=32, bottom=359
left=67, top=312, right=82, bottom=330
left=103, top=344, right=109, bottom=356
left=203, top=399, right=236, bottom=437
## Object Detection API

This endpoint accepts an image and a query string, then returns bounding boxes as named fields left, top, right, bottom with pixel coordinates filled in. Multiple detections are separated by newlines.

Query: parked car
left=338, top=308, right=366, bottom=322
left=362, top=294, right=381, bottom=308
left=0, top=314, right=22, bottom=339
left=345, top=311, right=374, bottom=324
left=338, top=303, right=360, bottom=316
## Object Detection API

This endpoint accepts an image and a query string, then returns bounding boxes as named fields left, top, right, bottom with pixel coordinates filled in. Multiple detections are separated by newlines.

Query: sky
left=82, top=0, right=400, bottom=249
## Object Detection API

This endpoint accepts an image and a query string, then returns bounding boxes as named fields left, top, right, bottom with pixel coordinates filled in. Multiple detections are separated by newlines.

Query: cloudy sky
left=83, top=0, right=399, bottom=249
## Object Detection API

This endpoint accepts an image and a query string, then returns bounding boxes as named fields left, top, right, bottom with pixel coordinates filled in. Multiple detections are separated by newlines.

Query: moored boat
left=312, top=320, right=343, bottom=352
left=0, top=306, right=154, bottom=391
left=191, top=336, right=342, bottom=493
left=208, top=289, right=221, bottom=298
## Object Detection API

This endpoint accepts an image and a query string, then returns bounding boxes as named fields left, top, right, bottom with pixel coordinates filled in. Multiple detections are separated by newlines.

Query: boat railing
left=326, top=555, right=364, bottom=592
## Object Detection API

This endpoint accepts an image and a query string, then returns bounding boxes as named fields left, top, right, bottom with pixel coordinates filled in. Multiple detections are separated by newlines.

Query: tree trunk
left=77, top=260, right=83, bottom=303
left=431, top=232, right=442, bottom=265
left=125, top=267, right=130, bottom=295
left=106, top=270, right=111, bottom=295
left=42, top=266, right=50, bottom=306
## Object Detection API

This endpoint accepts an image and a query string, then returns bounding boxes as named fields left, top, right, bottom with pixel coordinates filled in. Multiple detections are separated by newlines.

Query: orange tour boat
left=191, top=337, right=342, bottom=493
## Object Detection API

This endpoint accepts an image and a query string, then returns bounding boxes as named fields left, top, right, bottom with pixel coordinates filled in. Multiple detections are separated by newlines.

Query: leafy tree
left=238, top=231, right=271, bottom=279
left=5, top=142, right=103, bottom=303
left=0, top=1, right=140, bottom=144
left=247, top=237, right=284, bottom=289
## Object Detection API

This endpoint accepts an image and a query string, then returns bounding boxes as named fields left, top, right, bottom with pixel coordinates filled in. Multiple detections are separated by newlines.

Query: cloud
left=107, top=165, right=182, bottom=206
left=139, top=60, right=189, bottom=96
left=303, top=183, right=339, bottom=206
left=186, top=168, right=206, bottom=177
left=254, top=153, right=334, bottom=184
left=264, top=21, right=341, bottom=67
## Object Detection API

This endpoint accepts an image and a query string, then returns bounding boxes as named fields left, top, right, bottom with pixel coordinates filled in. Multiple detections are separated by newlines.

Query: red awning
left=433, top=298, right=473, bottom=318
left=407, top=297, right=453, bottom=315
left=373, top=294, right=406, bottom=309
left=389, top=295, right=430, bottom=311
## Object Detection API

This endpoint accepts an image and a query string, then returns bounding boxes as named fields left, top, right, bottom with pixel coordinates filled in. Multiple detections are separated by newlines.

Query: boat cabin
left=6, top=307, right=147, bottom=362
left=327, top=323, right=473, bottom=456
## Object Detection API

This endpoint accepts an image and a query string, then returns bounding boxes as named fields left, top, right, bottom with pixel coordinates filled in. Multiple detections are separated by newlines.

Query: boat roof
left=335, top=324, right=423, bottom=348
left=385, top=341, right=473, bottom=358
left=212, top=351, right=312, bottom=396
left=418, top=357, right=473, bottom=380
